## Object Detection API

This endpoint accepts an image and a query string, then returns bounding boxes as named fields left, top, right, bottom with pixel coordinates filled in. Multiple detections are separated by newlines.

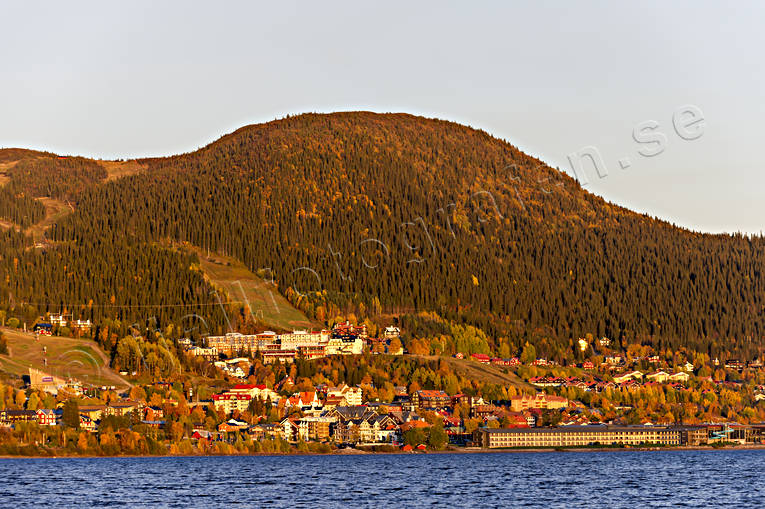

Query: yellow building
left=477, top=425, right=684, bottom=448
left=510, top=393, right=568, bottom=412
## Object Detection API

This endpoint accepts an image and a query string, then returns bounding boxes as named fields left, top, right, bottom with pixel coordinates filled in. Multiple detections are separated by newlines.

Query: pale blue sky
left=1, top=1, right=763, bottom=233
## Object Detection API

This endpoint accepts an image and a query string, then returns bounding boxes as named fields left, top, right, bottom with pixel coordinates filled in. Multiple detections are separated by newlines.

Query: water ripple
left=1, top=450, right=764, bottom=508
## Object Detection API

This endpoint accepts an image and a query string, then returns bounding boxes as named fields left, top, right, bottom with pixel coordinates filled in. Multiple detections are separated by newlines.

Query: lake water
left=2, top=450, right=763, bottom=508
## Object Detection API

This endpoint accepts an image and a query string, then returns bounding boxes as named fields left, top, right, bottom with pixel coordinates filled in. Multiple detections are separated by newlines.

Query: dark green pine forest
left=0, top=112, right=763, bottom=361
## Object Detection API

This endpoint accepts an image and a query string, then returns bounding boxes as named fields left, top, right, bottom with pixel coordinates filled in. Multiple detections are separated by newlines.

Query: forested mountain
left=1, top=112, right=764, bottom=360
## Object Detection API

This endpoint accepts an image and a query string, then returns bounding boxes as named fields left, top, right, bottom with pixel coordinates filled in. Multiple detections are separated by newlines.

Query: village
left=3, top=314, right=765, bottom=456
left=4, top=369, right=765, bottom=453
left=185, top=321, right=403, bottom=365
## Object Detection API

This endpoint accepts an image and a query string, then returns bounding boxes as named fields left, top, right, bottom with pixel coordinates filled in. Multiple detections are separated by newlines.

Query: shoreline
left=3, top=444, right=765, bottom=459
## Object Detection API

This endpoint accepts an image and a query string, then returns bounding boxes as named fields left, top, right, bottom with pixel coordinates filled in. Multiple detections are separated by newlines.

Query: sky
left=1, top=1, right=763, bottom=234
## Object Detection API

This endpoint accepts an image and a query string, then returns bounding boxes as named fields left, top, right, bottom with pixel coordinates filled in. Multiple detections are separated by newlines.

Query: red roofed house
left=218, top=419, right=249, bottom=433
left=36, top=409, right=57, bottom=426
left=415, top=390, right=451, bottom=410
left=504, top=412, right=529, bottom=428
left=192, top=429, right=215, bottom=440
left=400, top=420, right=431, bottom=433
left=213, top=384, right=280, bottom=415
left=230, top=384, right=279, bottom=401
left=471, top=353, right=490, bottom=364
left=212, top=393, right=252, bottom=414
left=285, top=391, right=322, bottom=414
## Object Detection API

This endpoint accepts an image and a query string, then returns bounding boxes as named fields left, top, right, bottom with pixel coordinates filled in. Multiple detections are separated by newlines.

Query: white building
left=325, top=335, right=364, bottom=355
left=279, top=330, right=330, bottom=349
left=212, top=384, right=280, bottom=414
left=72, top=319, right=92, bottom=330
left=326, top=384, right=363, bottom=406
left=49, top=313, right=67, bottom=328
left=383, top=326, right=401, bottom=338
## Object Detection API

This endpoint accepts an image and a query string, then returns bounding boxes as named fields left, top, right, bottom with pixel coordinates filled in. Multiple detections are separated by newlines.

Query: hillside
left=0, top=327, right=130, bottom=389
left=179, top=242, right=318, bottom=331
left=407, top=354, right=532, bottom=392
left=0, top=112, right=764, bottom=362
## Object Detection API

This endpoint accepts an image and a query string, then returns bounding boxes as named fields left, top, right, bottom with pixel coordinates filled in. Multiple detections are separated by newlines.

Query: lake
left=2, top=450, right=763, bottom=508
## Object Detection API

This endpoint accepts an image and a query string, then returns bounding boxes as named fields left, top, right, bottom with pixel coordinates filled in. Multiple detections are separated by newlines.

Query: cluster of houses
left=212, top=358, right=252, bottom=380
left=528, top=370, right=692, bottom=392
left=201, top=380, right=575, bottom=446
left=8, top=385, right=765, bottom=450
left=76, top=400, right=143, bottom=430
left=467, top=393, right=576, bottom=428
left=28, top=368, right=87, bottom=397
left=0, top=409, right=58, bottom=427
left=1, top=389, right=196, bottom=433
left=206, top=382, right=414, bottom=445
left=32, top=313, right=92, bottom=335
left=182, top=322, right=402, bottom=364
left=0, top=401, right=141, bottom=432
left=465, top=353, right=520, bottom=366
left=597, top=354, right=765, bottom=373
left=211, top=383, right=363, bottom=415
left=464, top=353, right=564, bottom=368
left=472, top=333, right=764, bottom=375
left=720, top=359, right=763, bottom=371
left=4, top=370, right=157, bottom=433
left=467, top=353, right=705, bottom=374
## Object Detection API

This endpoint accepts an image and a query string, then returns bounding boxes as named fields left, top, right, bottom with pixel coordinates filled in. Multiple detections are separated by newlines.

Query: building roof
left=1, top=409, right=37, bottom=416
left=481, top=424, right=684, bottom=434
left=400, top=420, right=430, bottom=432
left=417, top=390, right=450, bottom=398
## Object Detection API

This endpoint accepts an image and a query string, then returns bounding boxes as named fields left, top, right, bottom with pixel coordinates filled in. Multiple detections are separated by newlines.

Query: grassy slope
left=0, top=160, right=17, bottom=186
left=0, top=154, right=72, bottom=239
left=408, top=354, right=533, bottom=392
left=0, top=152, right=145, bottom=185
left=26, top=197, right=72, bottom=243
left=98, top=159, right=146, bottom=181
left=0, top=154, right=143, bottom=239
left=183, top=244, right=319, bottom=331
left=0, top=327, right=131, bottom=389
left=0, top=197, right=72, bottom=242
left=0, top=160, right=22, bottom=230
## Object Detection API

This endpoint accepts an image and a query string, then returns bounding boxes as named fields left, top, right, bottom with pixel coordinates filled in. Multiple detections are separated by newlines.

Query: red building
left=471, top=353, right=490, bottom=364
left=415, top=390, right=451, bottom=409
left=36, top=409, right=57, bottom=426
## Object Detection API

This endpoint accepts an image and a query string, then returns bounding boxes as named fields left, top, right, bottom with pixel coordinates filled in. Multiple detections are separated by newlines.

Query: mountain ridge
left=0, top=112, right=722, bottom=239
left=0, top=112, right=763, bottom=361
